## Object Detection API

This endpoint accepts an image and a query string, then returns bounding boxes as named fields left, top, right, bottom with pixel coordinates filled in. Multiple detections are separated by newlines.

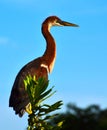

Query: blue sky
left=0, top=0, right=107, bottom=129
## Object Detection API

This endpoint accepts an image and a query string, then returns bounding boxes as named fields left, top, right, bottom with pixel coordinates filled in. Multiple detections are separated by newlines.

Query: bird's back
left=9, top=57, right=48, bottom=117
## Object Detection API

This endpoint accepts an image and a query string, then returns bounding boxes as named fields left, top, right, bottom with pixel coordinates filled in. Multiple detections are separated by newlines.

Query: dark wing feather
left=9, top=57, right=48, bottom=117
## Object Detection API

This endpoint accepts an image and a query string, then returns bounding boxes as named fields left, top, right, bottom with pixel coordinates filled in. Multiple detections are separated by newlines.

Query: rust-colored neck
left=41, top=22, right=56, bottom=73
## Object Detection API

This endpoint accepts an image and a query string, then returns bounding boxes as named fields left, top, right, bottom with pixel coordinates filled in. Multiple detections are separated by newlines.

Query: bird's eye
left=54, top=19, right=63, bottom=26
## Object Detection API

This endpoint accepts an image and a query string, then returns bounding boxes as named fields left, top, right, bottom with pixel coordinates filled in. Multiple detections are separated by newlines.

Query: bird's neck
left=41, top=24, right=56, bottom=73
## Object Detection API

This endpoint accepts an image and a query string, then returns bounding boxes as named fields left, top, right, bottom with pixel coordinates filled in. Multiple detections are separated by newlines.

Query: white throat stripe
left=40, top=64, right=49, bottom=73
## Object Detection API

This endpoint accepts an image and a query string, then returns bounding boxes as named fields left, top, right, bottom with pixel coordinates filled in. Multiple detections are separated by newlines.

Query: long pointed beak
left=61, top=20, right=79, bottom=27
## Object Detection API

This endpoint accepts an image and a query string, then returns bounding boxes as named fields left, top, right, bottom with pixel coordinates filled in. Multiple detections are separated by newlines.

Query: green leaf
left=57, top=121, right=63, bottom=127
left=23, top=75, right=63, bottom=130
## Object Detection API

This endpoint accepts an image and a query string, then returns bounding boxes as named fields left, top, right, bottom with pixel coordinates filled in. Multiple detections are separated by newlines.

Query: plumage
left=9, top=16, right=78, bottom=117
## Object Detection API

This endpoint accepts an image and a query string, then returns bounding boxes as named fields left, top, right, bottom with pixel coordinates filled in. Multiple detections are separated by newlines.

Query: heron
left=9, top=16, right=79, bottom=117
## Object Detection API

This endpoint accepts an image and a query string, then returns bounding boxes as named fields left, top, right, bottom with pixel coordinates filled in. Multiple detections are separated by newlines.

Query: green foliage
left=24, top=75, right=63, bottom=130
left=50, top=103, right=107, bottom=130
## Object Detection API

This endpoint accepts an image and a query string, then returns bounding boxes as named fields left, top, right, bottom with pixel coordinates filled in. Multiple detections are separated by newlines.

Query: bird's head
left=42, top=16, right=79, bottom=31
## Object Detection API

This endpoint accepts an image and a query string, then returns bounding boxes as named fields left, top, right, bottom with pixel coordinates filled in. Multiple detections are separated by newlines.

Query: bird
left=9, top=16, right=79, bottom=117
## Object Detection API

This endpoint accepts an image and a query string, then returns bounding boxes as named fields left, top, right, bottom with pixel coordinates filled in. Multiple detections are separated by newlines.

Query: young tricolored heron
left=9, top=16, right=79, bottom=117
